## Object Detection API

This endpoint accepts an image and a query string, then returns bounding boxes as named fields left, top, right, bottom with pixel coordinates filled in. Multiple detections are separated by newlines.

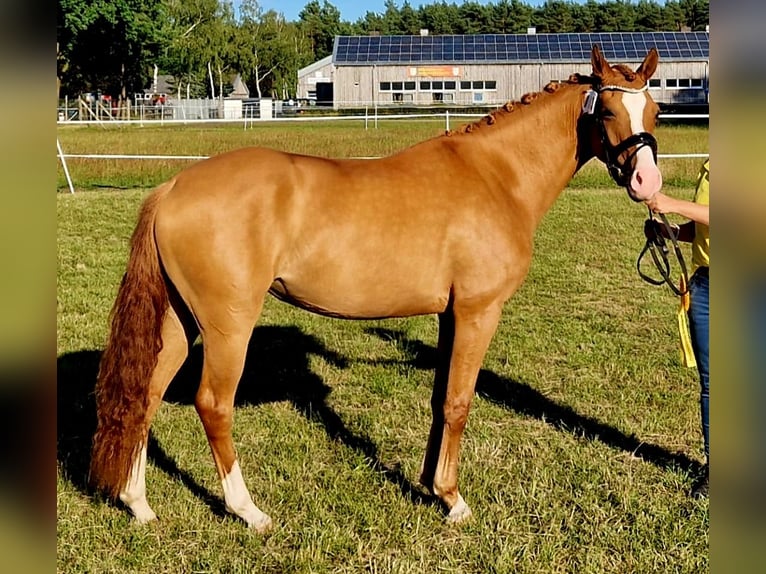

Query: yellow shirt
left=691, top=159, right=709, bottom=271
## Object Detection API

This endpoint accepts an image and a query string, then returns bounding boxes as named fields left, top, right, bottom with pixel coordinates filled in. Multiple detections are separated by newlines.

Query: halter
left=583, top=84, right=659, bottom=196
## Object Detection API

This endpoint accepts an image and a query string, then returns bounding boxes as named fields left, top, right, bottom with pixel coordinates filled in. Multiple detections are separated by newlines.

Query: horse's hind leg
left=119, top=303, right=192, bottom=523
left=194, top=299, right=272, bottom=532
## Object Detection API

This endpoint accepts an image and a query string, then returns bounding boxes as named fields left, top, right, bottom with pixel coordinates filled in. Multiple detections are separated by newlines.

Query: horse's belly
left=268, top=273, right=450, bottom=319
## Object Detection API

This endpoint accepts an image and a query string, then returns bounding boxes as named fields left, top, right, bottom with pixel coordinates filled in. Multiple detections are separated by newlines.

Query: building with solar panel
left=297, top=30, right=709, bottom=111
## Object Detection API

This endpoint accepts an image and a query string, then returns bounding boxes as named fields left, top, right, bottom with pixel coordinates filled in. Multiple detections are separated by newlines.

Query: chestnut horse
left=90, top=46, right=662, bottom=530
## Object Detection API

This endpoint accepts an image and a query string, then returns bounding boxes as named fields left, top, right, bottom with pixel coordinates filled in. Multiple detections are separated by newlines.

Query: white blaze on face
left=619, top=91, right=662, bottom=200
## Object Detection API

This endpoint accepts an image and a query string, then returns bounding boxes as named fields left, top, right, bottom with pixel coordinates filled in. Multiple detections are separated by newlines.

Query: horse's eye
left=601, top=109, right=614, bottom=118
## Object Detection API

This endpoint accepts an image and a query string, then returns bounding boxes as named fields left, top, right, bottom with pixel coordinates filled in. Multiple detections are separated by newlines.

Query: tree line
left=57, top=0, right=710, bottom=102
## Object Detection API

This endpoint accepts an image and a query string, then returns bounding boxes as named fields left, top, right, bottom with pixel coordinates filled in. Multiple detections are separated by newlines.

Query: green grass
left=57, top=175, right=708, bottom=572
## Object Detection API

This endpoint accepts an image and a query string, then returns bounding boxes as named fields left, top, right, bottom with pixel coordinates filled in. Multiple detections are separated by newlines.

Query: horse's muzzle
left=626, top=148, right=663, bottom=201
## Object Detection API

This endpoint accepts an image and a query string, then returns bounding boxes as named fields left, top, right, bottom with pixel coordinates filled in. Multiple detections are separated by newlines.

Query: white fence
left=56, top=110, right=709, bottom=194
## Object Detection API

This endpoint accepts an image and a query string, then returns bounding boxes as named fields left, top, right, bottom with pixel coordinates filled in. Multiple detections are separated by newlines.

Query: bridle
left=582, top=83, right=688, bottom=296
left=592, top=84, right=659, bottom=195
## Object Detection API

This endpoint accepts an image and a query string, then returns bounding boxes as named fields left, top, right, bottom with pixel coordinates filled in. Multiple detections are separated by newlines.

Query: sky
left=243, top=1, right=549, bottom=23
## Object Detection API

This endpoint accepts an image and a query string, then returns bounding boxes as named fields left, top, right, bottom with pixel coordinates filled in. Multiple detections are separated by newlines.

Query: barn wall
left=331, top=60, right=708, bottom=109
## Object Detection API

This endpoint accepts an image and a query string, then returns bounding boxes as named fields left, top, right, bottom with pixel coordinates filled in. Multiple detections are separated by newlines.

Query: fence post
left=57, top=139, right=75, bottom=194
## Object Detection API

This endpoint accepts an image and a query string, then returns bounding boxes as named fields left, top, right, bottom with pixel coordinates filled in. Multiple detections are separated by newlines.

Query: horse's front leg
left=422, top=301, right=503, bottom=523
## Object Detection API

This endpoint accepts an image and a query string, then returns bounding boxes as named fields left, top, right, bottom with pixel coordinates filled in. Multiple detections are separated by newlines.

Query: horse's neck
left=469, top=86, right=587, bottom=225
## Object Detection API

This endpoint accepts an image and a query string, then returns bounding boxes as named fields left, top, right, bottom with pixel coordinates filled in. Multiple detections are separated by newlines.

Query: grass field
left=57, top=120, right=708, bottom=573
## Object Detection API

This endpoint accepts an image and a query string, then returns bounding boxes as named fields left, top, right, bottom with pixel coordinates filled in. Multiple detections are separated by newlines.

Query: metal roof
left=332, top=32, right=709, bottom=65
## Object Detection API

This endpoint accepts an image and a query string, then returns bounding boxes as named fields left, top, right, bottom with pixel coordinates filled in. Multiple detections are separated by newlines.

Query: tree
left=418, top=2, right=459, bottom=35
left=679, top=0, right=709, bottom=30
left=660, top=0, right=686, bottom=31
left=400, top=1, right=422, bottom=35
left=537, top=0, right=576, bottom=33
left=161, top=0, right=236, bottom=99
left=634, top=0, right=664, bottom=32
left=488, top=0, right=534, bottom=34
left=353, top=11, right=387, bottom=35
left=456, top=2, right=492, bottom=34
left=57, top=0, right=164, bottom=100
left=592, top=0, right=635, bottom=32
left=298, top=0, right=349, bottom=60
left=235, top=1, right=313, bottom=98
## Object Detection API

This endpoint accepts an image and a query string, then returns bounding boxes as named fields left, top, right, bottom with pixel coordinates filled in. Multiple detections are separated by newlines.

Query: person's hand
left=644, top=191, right=677, bottom=214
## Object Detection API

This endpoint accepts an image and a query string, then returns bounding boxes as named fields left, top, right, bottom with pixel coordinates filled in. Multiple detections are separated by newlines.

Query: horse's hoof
left=245, top=512, right=273, bottom=534
left=445, top=495, right=472, bottom=524
left=132, top=507, right=158, bottom=524
left=123, top=497, right=158, bottom=524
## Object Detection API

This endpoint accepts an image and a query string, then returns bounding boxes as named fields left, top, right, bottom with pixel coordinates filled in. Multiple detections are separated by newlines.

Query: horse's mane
left=446, top=72, right=600, bottom=137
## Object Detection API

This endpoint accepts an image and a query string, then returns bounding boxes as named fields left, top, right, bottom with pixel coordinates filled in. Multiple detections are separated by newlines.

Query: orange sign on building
left=408, top=66, right=462, bottom=78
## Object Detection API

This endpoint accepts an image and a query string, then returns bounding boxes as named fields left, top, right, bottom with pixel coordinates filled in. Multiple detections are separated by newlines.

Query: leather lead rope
left=637, top=208, right=689, bottom=296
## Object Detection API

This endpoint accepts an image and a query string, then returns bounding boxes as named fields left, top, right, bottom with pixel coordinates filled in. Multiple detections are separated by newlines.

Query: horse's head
left=583, top=45, right=662, bottom=202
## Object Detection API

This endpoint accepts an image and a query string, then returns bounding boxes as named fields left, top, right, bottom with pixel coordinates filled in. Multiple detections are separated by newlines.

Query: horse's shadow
left=365, top=327, right=703, bottom=476
left=56, top=325, right=433, bottom=517
left=58, top=323, right=701, bottom=518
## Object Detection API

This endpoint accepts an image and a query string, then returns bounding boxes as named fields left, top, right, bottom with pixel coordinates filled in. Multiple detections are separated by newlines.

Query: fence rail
left=57, top=110, right=708, bottom=193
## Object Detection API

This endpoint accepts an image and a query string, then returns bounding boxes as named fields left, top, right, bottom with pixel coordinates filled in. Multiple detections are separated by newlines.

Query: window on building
left=404, top=81, right=416, bottom=91
left=419, top=80, right=456, bottom=93
left=392, top=92, right=403, bottom=102
left=433, top=92, right=444, bottom=102
left=664, top=78, right=704, bottom=89
left=392, top=82, right=403, bottom=91
left=380, top=82, right=391, bottom=91
left=459, top=80, right=497, bottom=91
left=648, top=78, right=661, bottom=89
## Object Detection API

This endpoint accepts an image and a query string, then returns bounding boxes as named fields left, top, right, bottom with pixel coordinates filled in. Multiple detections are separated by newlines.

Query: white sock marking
left=222, top=461, right=272, bottom=531
left=119, top=445, right=157, bottom=524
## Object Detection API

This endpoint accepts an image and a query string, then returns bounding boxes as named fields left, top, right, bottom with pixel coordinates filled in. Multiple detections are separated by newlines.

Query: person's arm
left=644, top=191, right=709, bottom=226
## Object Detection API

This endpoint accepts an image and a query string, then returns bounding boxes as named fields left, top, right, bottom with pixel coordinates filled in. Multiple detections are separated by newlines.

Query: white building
left=298, top=31, right=709, bottom=110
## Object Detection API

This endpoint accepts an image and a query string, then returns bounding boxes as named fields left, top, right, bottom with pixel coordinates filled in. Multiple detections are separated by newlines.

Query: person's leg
left=688, top=268, right=709, bottom=496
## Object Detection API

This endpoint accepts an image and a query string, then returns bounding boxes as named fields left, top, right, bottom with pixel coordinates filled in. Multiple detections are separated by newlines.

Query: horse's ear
left=590, top=44, right=609, bottom=79
left=636, top=47, right=659, bottom=81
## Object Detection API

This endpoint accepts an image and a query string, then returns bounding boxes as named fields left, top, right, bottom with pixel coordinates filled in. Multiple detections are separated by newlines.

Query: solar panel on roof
left=332, top=32, right=708, bottom=65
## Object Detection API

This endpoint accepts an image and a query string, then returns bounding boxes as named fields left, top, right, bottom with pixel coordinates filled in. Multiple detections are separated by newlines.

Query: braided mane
left=445, top=72, right=598, bottom=137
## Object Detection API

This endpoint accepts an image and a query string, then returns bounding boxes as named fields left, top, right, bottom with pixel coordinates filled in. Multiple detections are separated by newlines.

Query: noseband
left=583, top=84, right=658, bottom=196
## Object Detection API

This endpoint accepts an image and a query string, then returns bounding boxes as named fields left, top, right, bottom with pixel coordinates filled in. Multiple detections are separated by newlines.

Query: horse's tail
left=89, top=182, right=173, bottom=499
